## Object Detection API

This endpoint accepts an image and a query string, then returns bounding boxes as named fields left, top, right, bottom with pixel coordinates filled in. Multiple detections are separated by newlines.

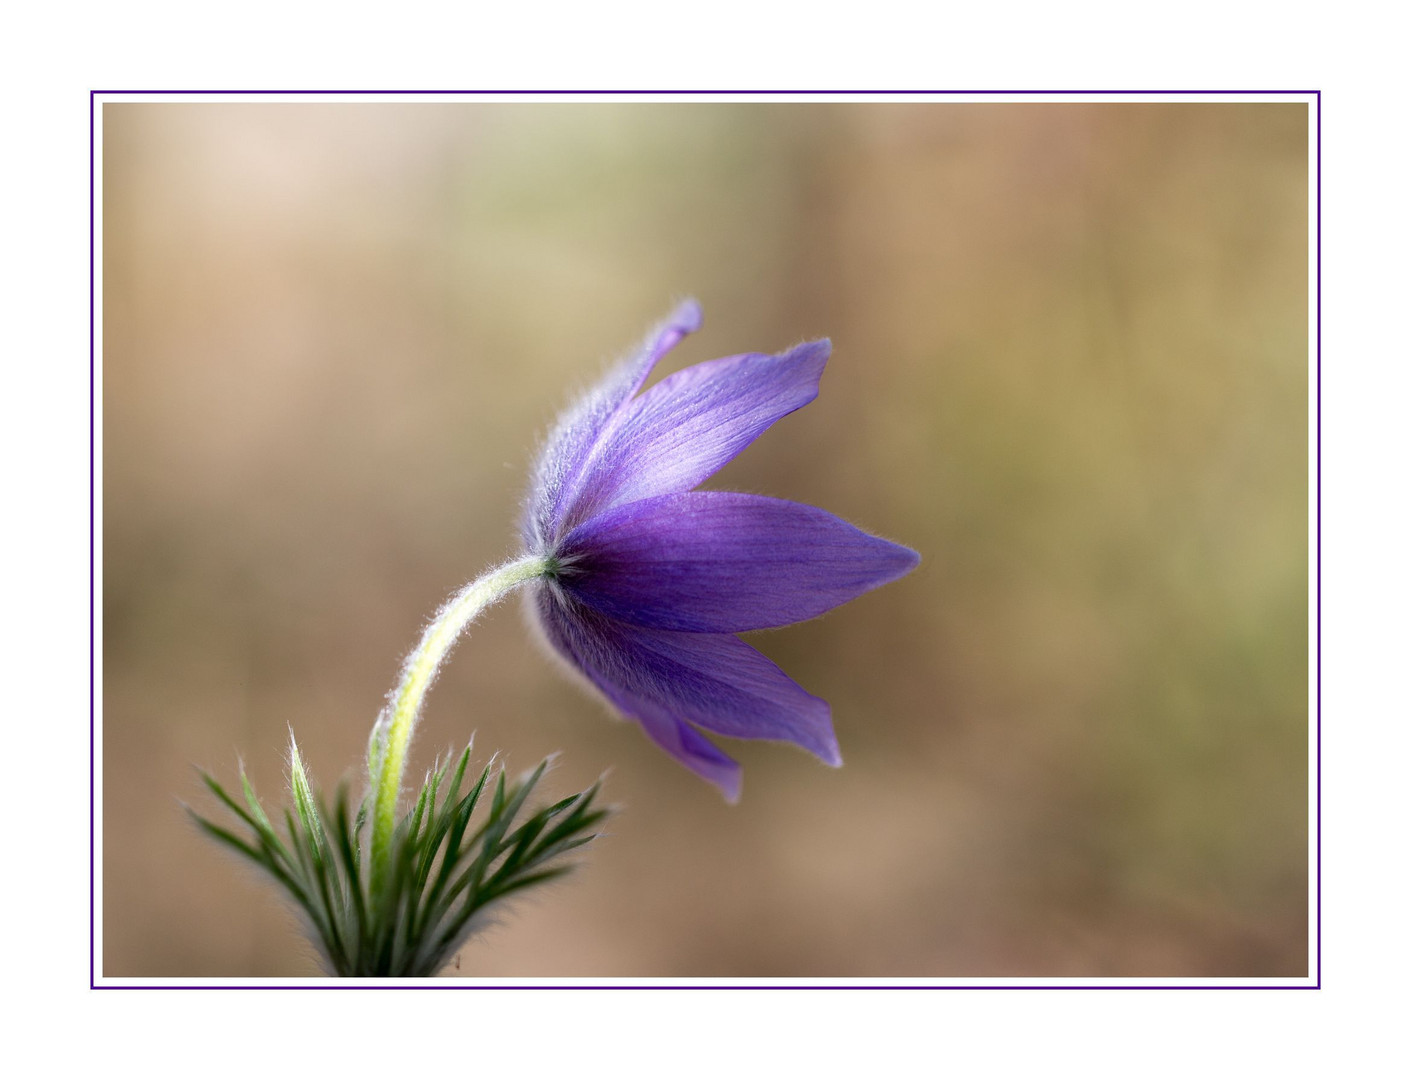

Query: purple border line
left=91, top=90, right=1320, bottom=988
left=92, top=983, right=1318, bottom=990
left=1315, top=90, right=1323, bottom=989
left=89, top=89, right=1321, bottom=94
left=90, top=89, right=98, bottom=992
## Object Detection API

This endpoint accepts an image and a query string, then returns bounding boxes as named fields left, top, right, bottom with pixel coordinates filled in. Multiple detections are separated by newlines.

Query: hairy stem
left=368, top=554, right=551, bottom=888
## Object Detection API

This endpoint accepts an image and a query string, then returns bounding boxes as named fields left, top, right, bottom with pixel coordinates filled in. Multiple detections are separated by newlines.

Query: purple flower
left=524, top=300, right=918, bottom=801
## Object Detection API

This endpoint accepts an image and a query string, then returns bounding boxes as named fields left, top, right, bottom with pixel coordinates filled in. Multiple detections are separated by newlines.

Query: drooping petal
left=533, top=587, right=841, bottom=777
left=558, top=492, right=921, bottom=632
left=557, top=340, right=829, bottom=529
left=597, top=680, right=743, bottom=802
left=525, top=299, right=702, bottom=547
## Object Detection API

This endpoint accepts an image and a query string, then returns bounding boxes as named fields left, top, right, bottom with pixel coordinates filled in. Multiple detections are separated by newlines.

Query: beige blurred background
left=102, top=102, right=1309, bottom=978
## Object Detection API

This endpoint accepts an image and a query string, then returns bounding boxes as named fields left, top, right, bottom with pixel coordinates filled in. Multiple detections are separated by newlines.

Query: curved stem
left=368, top=554, right=551, bottom=887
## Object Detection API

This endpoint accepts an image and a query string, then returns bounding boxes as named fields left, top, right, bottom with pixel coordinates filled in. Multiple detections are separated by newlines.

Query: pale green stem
left=368, top=554, right=552, bottom=887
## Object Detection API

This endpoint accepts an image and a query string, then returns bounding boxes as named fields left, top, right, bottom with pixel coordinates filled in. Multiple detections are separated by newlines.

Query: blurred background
left=102, top=102, right=1309, bottom=978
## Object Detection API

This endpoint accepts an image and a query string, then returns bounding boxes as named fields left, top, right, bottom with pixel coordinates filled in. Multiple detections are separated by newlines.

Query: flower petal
left=559, top=339, right=829, bottom=528
left=558, top=492, right=921, bottom=632
left=598, top=682, right=743, bottom=802
left=533, top=587, right=841, bottom=784
left=525, top=299, right=702, bottom=547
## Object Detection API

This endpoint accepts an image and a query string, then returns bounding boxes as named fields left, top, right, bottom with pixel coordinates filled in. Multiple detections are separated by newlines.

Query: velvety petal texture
left=558, top=341, right=829, bottom=531
left=523, top=301, right=918, bottom=799
left=535, top=592, right=840, bottom=801
left=525, top=299, right=702, bottom=549
left=558, top=492, right=919, bottom=632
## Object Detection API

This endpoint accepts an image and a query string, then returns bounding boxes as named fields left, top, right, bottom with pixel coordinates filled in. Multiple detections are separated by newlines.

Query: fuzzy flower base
left=191, top=742, right=606, bottom=977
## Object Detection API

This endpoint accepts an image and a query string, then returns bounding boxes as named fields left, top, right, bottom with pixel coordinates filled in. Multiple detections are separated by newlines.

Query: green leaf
left=192, top=740, right=608, bottom=976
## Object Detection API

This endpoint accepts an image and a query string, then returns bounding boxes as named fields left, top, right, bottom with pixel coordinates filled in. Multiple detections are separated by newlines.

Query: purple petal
left=598, top=681, right=744, bottom=802
left=525, top=300, right=702, bottom=548
left=558, top=492, right=921, bottom=632
left=533, top=588, right=841, bottom=788
left=558, top=339, right=829, bottom=529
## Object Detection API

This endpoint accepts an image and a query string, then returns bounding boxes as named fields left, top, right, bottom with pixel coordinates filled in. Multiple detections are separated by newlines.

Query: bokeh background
left=102, top=102, right=1309, bottom=978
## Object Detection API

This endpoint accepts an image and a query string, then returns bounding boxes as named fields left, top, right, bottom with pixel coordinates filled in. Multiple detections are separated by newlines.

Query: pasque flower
left=523, top=300, right=919, bottom=800
left=195, top=299, right=918, bottom=975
